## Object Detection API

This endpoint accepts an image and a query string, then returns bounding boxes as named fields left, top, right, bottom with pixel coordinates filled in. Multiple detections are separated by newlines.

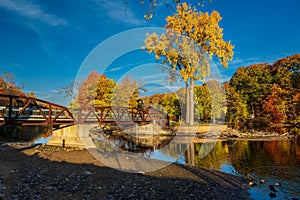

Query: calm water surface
left=187, top=140, right=300, bottom=199
left=105, top=135, right=300, bottom=200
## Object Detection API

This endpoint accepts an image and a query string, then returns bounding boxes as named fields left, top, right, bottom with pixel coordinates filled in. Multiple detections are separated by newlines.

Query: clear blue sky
left=0, top=0, right=299, bottom=106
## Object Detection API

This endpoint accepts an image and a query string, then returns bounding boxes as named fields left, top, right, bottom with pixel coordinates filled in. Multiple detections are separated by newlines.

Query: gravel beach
left=0, top=143, right=250, bottom=200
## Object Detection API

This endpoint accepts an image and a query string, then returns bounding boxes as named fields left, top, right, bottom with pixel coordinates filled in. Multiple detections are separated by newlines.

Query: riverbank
left=99, top=124, right=298, bottom=145
left=0, top=142, right=250, bottom=199
left=196, top=128, right=298, bottom=141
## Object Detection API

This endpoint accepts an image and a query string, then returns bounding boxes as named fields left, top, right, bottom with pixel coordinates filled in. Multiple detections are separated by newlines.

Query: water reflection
left=0, top=125, right=52, bottom=142
left=187, top=139, right=300, bottom=199
left=96, top=133, right=300, bottom=199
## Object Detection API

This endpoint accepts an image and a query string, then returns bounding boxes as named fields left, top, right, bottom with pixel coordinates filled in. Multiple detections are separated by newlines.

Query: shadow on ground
left=0, top=143, right=249, bottom=199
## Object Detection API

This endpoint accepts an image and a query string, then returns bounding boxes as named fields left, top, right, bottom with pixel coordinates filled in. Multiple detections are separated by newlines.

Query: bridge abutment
left=47, top=125, right=90, bottom=148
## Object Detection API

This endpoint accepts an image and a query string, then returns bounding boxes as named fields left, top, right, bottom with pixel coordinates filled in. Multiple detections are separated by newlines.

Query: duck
left=259, top=178, right=265, bottom=184
left=248, top=181, right=256, bottom=187
left=269, top=185, right=277, bottom=193
left=246, top=174, right=252, bottom=181
left=274, top=182, right=281, bottom=187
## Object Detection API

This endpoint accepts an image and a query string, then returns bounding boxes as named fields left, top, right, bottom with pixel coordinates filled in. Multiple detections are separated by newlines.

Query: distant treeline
left=139, top=54, right=300, bottom=126
left=3, top=54, right=299, bottom=127
left=69, top=54, right=300, bottom=126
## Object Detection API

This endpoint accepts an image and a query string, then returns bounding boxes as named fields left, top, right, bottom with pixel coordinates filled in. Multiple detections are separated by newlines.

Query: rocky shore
left=95, top=124, right=298, bottom=141
left=0, top=143, right=250, bottom=200
left=196, top=126, right=298, bottom=140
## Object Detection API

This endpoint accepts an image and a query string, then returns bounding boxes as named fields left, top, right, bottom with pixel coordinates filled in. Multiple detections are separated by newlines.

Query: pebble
left=83, top=170, right=92, bottom=175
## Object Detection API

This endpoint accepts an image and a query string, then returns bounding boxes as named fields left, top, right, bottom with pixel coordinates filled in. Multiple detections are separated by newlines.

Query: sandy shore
left=0, top=143, right=250, bottom=200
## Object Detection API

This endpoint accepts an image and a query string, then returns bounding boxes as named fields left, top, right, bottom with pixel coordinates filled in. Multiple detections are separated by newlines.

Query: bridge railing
left=0, top=94, right=74, bottom=126
left=0, top=94, right=169, bottom=126
left=73, top=106, right=169, bottom=126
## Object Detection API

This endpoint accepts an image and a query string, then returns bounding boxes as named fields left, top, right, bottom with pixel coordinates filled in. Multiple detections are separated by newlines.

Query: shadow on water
left=0, top=125, right=52, bottom=143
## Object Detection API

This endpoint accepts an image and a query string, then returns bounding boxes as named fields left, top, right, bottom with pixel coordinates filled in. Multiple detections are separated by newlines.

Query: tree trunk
left=186, top=82, right=190, bottom=124
left=189, top=79, right=194, bottom=125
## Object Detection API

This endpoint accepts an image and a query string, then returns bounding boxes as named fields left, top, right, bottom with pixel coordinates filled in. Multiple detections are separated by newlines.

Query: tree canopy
left=227, top=54, right=300, bottom=125
left=143, top=2, right=234, bottom=124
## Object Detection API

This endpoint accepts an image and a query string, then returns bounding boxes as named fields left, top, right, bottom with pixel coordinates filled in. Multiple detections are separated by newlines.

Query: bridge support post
left=8, top=96, right=13, bottom=121
left=78, top=109, right=82, bottom=124
left=46, top=104, right=53, bottom=125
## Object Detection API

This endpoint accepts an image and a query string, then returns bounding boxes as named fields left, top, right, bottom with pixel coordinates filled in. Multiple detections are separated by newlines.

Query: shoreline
left=0, top=143, right=250, bottom=199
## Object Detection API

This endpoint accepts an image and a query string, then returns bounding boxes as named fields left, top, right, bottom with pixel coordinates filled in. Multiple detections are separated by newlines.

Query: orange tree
left=76, top=71, right=115, bottom=110
left=143, top=2, right=234, bottom=125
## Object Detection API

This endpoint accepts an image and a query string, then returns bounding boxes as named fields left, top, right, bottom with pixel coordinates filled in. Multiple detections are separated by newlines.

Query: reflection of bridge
left=0, top=94, right=168, bottom=126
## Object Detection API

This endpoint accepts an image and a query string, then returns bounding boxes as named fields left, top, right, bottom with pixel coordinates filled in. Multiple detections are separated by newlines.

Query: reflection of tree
left=193, top=141, right=229, bottom=170
left=160, top=143, right=187, bottom=159
left=0, top=125, right=52, bottom=142
left=230, top=140, right=300, bottom=180
left=189, top=140, right=300, bottom=181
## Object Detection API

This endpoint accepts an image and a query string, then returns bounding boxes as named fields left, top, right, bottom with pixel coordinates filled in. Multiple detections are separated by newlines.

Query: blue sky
left=0, top=0, right=299, bottom=106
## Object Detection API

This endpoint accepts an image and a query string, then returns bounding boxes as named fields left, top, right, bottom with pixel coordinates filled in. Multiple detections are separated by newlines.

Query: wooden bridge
left=0, top=94, right=168, bottom=126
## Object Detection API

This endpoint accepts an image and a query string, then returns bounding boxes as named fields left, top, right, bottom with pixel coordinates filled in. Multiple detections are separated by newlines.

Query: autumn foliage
left=227, top=54, right=300, bottom=125
left=73, top=71, right=140, bottom=110
left=143, top=2, right=234, bottom=125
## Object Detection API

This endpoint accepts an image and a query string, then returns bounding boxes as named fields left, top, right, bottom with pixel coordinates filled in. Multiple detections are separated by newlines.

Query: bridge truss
left=0, top=94, right=169, bottom=126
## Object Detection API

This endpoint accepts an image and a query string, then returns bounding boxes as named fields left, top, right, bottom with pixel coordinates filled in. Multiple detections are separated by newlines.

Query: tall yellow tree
left=143, top=2, right=234, bottom=125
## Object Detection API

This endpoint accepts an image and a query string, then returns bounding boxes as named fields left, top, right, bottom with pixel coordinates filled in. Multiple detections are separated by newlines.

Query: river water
left=186, top=140, right=300, bottom=199
left=99, top=134, right=300, bottom=199
left=0, top=125, right=299, bottom=199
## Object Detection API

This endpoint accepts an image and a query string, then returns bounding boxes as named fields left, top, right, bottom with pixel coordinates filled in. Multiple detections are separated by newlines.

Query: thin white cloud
left=93, top=0, right=145, bottom=26
left=106, top=66, right=123, bottom=72
left=50, top=89, right=60, bottom=94
left=230, top=57, right=263, bottom=66
left=139, top=73, right=165, bottom=80
left=230, top=55, right=287, bottom=69
left=22, top=90, right=53, bottom=99
left=0, top=0, right=67, bottom=26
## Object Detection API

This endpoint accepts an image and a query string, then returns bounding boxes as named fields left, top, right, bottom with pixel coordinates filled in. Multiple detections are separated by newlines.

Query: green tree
left=194, top=84, right=211, bottom=123
left=224, top=82, right=249, bottom=127
left=230, top=63, right=273, bottom=118
left=159, top=93, right=181, bottom=120
left=143, top=2, right=234, bottom=125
